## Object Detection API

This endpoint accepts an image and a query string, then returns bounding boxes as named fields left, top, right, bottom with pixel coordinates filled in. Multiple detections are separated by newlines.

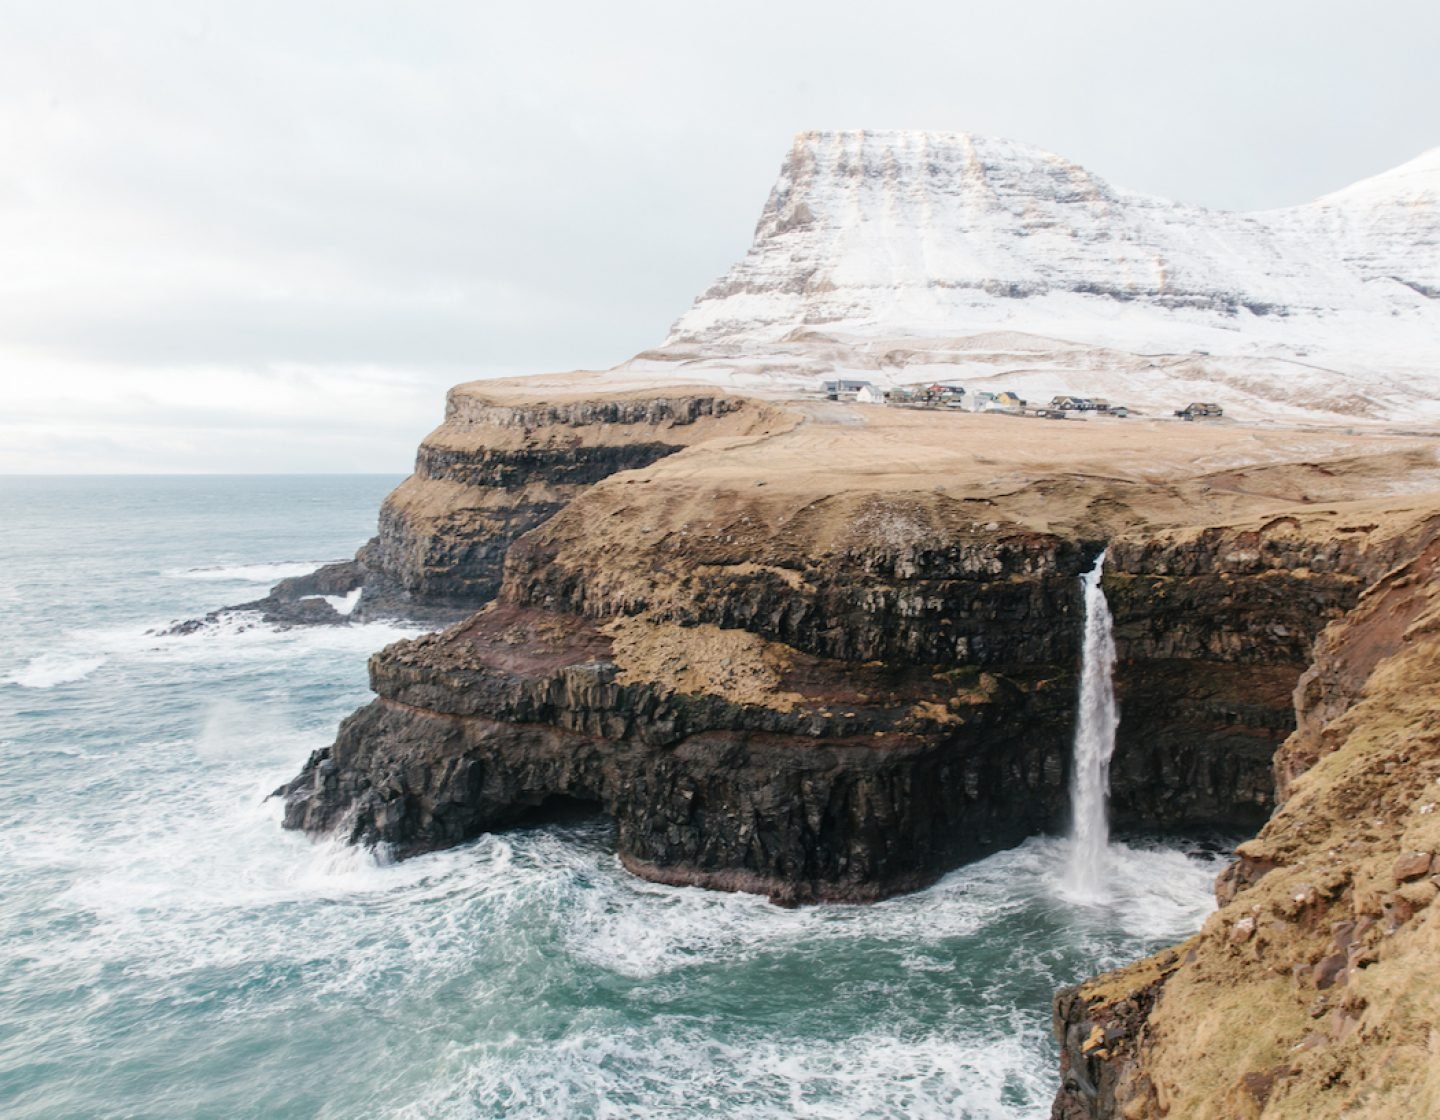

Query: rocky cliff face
left=222, top=385, right=785, bottom=627
left=277, top=390, right=1440, bottom=908
left=1052, top=512, right=1440, bottom=1119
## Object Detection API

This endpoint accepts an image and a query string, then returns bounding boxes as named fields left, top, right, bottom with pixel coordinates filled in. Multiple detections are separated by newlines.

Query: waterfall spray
left=1064, top=549, right=1120, bottom=899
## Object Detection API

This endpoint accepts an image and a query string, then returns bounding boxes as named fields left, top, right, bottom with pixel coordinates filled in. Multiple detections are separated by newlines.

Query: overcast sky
left=2, top=0, right=1436, bottom=473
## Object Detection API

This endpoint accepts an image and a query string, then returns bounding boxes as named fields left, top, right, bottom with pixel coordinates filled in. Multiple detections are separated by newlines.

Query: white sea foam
left=301, top=588, right=363, bottom=615
left=97, top=612, right=425, bottom=666
left=6, top=653, right=108, bottom=688
left=390, top=1019, right=1056, bottom=1120
left=165, top=561, right=340, bottom=584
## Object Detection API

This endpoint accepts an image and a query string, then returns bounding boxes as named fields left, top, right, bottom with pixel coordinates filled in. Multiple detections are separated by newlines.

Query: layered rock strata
left=279, top=392, right=1440, bottom=907
left=207, top=384, right=784, bottom=627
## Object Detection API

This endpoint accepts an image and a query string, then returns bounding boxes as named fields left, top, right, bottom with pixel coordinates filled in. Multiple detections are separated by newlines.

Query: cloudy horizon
left=2, top=0, right=1436, bottom=473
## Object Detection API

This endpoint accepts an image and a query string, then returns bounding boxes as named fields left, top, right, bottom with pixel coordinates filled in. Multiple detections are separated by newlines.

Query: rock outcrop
left=190, top=384, right=786, bottom=629
left=278, top=389, right=1440, bottom=910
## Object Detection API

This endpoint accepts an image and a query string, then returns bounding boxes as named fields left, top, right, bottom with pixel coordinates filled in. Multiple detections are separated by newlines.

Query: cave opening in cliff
left=507, top=793, right=611, bottom=831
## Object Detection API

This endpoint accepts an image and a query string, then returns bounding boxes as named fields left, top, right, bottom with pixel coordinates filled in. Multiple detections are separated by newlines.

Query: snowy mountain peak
left=670, top=131, right=1440, bottom=348
left=753, top=130, right=1117, bottom=245
left=640, top=132, right=1440, bottom=426
left=1314, top=145, right=1440, bottom=205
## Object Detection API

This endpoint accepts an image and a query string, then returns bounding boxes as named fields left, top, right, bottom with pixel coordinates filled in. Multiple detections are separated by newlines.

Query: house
left=1175, top=402, right=1223, bottom=420
left=821, top=379, right=875, bottom=400
left=1050, top=395, right=1091, bottom=411
left=992, top=391, right=1026, bottom=410
left=856, top=384, right=885, bottom=404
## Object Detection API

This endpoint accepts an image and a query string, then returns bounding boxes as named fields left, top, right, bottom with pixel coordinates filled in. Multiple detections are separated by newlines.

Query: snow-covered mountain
left=613, top=131, right=1440, bottom=424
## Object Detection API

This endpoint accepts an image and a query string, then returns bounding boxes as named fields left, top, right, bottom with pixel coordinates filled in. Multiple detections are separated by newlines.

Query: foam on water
left=166, top=560, right=343, bottom=584
left=302, top=587, right=363, bottom=615
left=6, top=652, right=109, bottom=688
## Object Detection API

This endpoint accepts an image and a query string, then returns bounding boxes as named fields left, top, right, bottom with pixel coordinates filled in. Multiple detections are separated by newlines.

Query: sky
left=1, top=0, right=1436, bottom=473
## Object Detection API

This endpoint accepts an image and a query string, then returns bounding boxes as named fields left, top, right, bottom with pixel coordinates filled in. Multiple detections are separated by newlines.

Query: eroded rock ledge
left=277, top=388, right=1440, bottom=914
left=190, top=382, right=785, bottom=628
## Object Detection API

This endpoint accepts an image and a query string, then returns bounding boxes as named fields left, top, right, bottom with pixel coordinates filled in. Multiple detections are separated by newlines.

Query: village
left=819, top=379, right=1223, bottom=422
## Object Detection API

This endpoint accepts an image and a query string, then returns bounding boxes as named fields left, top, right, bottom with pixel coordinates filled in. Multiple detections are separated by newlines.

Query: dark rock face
left=361, top=394, right=748, bottom=608
left=277, top=516, right=1367, bottom=901
left=279, top=606, right=1075, bottom=902
left=1051, top=963, right=1176, bottom=1120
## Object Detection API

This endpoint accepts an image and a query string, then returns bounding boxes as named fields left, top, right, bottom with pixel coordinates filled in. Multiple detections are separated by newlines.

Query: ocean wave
left=108, top=611, right=425, bottom=660
left=6, top=653, right=108, bottom=689
left=164, top=561, right=340, bottom=584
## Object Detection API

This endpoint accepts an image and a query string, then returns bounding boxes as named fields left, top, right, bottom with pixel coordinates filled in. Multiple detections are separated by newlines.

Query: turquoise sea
left=0, top=475, right=1224, bottom=1119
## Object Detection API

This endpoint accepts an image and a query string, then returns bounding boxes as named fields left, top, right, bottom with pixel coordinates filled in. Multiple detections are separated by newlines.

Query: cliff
left=277, top=392, right=1440, bottom=911
left=257, top=129, right=1440, bottom=1112
left=224, top=381, right=789, bottom=627
left=1052, top=513, right=1440, bottom=1118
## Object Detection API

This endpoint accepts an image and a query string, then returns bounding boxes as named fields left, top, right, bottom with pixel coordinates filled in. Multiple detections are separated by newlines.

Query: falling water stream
left=1064, top=549, right=1121, bottom=900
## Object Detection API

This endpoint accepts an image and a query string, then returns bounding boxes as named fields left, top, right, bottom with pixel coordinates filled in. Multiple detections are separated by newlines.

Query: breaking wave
left=165, top=560, right=340, bottom=584
left=6, top=653, right=109, bottom=689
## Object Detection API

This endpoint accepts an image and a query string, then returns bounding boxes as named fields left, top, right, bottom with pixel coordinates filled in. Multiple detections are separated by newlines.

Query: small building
left=821, top=378, right=876, bottom=400
left=856, top=384, right=885, bottom=404
left=1050, top=395, right=1091, bottom=411
left=1175, top=402, right=1223, bottom=420
left=993, top=391, right=1026, bottom=410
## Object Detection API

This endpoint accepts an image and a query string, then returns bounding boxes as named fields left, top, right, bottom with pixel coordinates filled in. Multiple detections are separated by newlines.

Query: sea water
left=0, top=476, right=1224, bottom=1119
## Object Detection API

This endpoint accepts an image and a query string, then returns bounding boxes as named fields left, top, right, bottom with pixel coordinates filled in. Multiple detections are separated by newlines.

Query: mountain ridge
left=582, top=130, right=1440, bottom=425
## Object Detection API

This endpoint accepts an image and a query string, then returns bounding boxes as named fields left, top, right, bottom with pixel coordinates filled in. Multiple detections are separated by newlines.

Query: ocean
left=0, top=475, right=1223, bottom=1119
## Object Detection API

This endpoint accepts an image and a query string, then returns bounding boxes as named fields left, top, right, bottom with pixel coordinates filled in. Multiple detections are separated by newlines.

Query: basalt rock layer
left=279, top=390, right=1440, bottom=909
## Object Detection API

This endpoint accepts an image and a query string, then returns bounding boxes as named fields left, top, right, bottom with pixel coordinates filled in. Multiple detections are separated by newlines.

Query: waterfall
left=1064, top=549, right=1120, bottom=900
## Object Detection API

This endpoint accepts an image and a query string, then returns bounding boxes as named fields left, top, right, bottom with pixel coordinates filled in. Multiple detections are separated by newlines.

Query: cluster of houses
left=821, top=380, right=1125, bottom=418
left=820, top=381, right=1224, bottom=423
